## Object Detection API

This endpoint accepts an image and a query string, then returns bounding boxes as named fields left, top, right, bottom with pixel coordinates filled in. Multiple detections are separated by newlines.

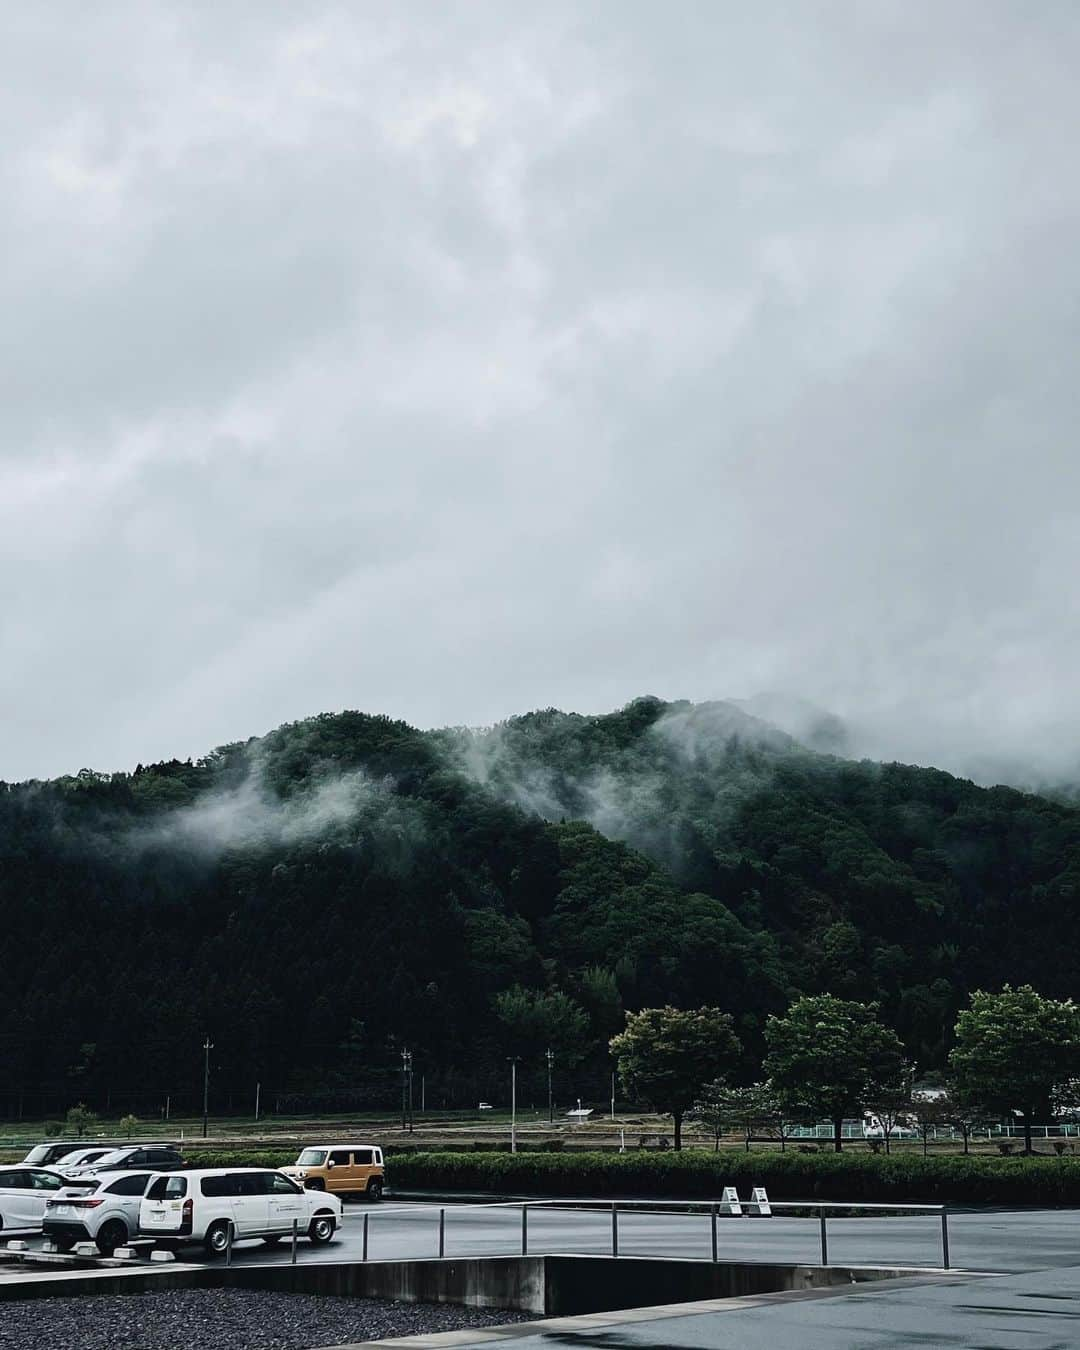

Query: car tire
left=53, top=1235, right=77, bottom=1253
left=96, top=1219, right=128, bottom=1257
left=366, top=1178, right=384, bottom=1203
left=308, top=1213, right=335, bottom=1245
left=204, top=1220, right=233, bottom=1258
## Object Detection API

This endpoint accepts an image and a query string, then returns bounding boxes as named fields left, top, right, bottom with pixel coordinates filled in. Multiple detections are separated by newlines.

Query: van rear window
left=147, top=1176, right=187, bottom=1200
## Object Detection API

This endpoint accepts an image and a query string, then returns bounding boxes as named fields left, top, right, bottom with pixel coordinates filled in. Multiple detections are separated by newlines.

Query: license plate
left=52, top=1205, right=75, bottom=1218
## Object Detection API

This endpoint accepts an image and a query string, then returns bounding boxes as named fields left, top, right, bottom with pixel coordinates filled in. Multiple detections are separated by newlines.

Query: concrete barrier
left=0, top=1254, right=929, bottom=1316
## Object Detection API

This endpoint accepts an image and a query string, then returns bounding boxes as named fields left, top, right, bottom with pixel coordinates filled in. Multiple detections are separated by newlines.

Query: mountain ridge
left=1, top=697, right=1077, bottom=1116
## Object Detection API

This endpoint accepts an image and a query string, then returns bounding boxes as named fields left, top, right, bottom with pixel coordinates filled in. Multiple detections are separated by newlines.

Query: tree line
left=610, top=986, right=1080, bottom=1154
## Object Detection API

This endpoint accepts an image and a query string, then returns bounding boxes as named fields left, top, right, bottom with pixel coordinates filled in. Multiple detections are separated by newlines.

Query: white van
left=139, top=1168, right=341, bottom=1257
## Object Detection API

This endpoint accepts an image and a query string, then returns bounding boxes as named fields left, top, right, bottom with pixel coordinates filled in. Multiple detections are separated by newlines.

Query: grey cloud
left=2, top=2, right=1079, bottom=790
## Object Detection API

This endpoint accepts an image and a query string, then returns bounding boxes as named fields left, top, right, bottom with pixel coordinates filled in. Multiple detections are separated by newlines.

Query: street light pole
left=202, top=1036, right=213, bottom=1139
left=400, top=1048, right=412, bottom=1132
left=507, top=1057, right=521, bottom=1154
left=546, top=1047, right=554, bottom=1125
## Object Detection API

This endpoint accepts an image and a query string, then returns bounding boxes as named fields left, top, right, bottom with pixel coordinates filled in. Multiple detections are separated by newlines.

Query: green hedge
left=383, top=1149, right=1080, bottom=1207
left=182, top=1149, right=297, bottom=1169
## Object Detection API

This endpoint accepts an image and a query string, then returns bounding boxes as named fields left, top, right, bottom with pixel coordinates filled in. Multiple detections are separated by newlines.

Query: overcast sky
left=3, top=2, right=1079, bottom=787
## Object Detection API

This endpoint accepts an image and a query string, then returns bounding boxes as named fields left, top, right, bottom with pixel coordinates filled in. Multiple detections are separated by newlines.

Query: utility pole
left=255, top=1081, right=261, bottom=1122
left=507, top=1057, right=521, bottom=1154
left=546, top=1047, right=554, bottom=1125
left=202, top=1036, right=213, bottom=1139
left=408, top=1054, right=414, bottom=1134
left=400, top=1048, right=412, bottom=1132
left=611, top=1071, right=616, bottom=1122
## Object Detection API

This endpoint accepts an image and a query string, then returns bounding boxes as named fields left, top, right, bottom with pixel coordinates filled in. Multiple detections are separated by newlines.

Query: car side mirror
left=326, top=1160, right=335, bottom=1169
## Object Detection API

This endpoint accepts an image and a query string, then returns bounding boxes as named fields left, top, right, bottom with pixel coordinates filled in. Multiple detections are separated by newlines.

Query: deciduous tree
left=948, top=986, right=1080, bottom=1154
left=763, top=995, right=907, bottom=1152
left=611, top=1007, right=741, bottom=1150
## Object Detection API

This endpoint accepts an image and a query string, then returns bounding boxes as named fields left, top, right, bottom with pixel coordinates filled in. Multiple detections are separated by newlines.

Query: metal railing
left=334, top=1196, right=951, bottom=1271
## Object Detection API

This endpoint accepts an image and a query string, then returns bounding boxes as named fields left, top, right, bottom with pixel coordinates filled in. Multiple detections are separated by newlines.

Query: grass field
left=1, top=1107, right=1069, bottom=1164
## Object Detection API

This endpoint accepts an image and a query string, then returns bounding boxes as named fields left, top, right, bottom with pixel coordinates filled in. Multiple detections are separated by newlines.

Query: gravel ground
left=0, top=1289, right=539, bottom=1349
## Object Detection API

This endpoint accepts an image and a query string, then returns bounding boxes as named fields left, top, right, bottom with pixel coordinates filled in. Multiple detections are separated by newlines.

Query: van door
left=141, top=1175, right=190, bottom=1237
left=352, top=1148, right=374, bottom=1192
left=230, top=1173, right=269, bottom=1235
left=264, top=1172, right=306, bottom=1232
left=326, top=1149, right=352, bottom=1195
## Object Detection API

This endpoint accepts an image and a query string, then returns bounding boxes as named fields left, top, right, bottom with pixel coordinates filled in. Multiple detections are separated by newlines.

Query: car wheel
left=204, top=1220, right=233, bottom=1258
left=308, top=1213, right=335, bottom=1245
left=54, top=1235, right=77, bottom=1254
left=366, top=1178, right=384, bottom=1203
left=261, top=1235, right=283, bottom=1246
left=96, top=1219, right=128, bottom=1257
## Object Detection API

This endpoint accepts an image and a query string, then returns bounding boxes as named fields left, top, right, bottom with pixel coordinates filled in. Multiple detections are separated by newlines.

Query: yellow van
left=282, top=1145, right=384, bottom=1202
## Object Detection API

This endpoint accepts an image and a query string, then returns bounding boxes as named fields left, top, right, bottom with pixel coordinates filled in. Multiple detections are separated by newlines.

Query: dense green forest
left=2, top=696, right=1078, bottom=1119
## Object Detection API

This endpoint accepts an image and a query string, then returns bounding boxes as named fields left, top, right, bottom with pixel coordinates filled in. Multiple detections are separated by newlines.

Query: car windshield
left=23, top=1146, right=51, bottom=1165
left=81, top=1149, right=127, bottom=1168
left=297, top=1149, right=327, bottom=1166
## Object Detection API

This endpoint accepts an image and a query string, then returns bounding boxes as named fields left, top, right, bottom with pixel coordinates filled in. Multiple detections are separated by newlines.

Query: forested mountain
left=2, top=697, right=1078, bottom=1119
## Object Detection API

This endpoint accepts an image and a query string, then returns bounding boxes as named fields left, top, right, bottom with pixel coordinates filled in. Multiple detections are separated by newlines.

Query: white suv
left=44, top=1171, right=155, bottom=1255
left=139, top=1168, right=342, bottom=1257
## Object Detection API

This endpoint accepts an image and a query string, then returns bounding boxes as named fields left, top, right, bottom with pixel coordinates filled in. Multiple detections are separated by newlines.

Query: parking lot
left=6, top=1199, right=1079, bottom=1275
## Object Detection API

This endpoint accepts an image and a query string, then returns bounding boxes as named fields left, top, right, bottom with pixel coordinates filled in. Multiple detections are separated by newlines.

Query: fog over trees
left=3, top=697, right=1078, bottom=1119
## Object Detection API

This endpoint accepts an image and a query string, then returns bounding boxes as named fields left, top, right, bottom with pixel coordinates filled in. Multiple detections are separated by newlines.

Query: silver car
left=44, top=1170, right=156, bottom=1255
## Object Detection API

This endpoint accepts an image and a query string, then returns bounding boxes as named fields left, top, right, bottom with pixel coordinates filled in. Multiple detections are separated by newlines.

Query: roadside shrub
left=383, top=1149, right=1080, bottom=1207
left=182, top=1149, right=296, bottom=1169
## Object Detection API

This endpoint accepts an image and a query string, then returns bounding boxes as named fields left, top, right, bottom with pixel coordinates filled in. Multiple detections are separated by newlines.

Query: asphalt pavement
left=398, top=1265, right=1080, bottom=1350
left=141, top=1201, right=1080, bottom=1273
left=8, top=1200, right=1080, bottom=1348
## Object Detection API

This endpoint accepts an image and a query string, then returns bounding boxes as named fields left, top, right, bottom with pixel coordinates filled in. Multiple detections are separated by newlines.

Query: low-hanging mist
left=2, top=698, right=1079, bottom=1121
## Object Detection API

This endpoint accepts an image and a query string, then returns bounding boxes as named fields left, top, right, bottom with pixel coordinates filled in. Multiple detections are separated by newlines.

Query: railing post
left=818, top=1207, right=828, bottom=1266
left=362, top=1213, right=369, bottom=1262
left=711, top=1202, right=718, bottom=1262
left=438, top=1207, right=445, bottom=1258
left=291, top=1219, right=298, bottom=1265
left=611, top=1202, right=619, bottom=1257
left=225, top=1220, right=234, bottom=1267
left=940, top=1206, right=950, bottom=1270
left=521, top=1204, right=528, bottom=1256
